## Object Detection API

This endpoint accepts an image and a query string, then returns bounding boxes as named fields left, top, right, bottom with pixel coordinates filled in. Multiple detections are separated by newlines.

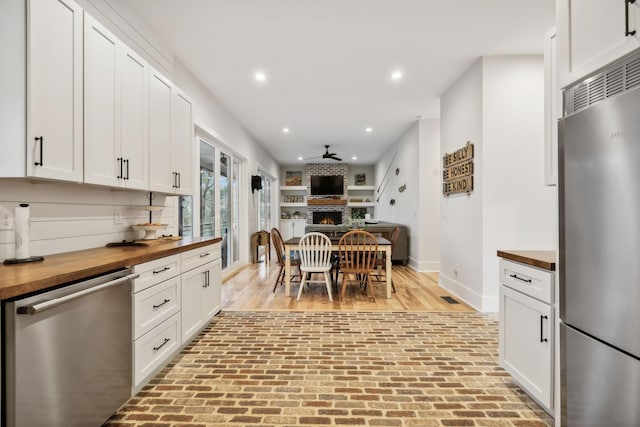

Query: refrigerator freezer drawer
left=561, top=323, right=640, bottom=426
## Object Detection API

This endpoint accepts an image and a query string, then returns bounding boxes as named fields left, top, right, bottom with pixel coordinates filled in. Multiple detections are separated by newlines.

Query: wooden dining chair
left=338, top=230, right=379, bottom=301
left=270, top=227, right=301, bottom=292
left=297, top=232, right=334, bottom=301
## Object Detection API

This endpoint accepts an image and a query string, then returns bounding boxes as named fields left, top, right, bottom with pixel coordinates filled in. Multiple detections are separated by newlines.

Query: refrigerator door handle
left=540, top=315, right=549, bottom=343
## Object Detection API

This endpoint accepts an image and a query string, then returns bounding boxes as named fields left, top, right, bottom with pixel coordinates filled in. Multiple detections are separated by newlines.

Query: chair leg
left=340, top=273, right=349, bottom=301
left=273, top=264, right=284, bottom=293
left=391, top=278, right=396, bottom=293
left=367, top=274, right=375, bottom=302
left=324, top=271, right=333, bottom=302
left=297, top=271, right=307, bottom=301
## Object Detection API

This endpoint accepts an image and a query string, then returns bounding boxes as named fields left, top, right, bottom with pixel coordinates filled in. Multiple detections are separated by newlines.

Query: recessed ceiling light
left=254, top=72, right=267, bottom=82
left=352, top=156, right=357, bottom=160
left=391, top=70, right=403, bottom=80
left=298, top=156, right=303, bottom=161
left=282, top=127, right=290, bottom=133
left=365, top=127, right=373, bottom=133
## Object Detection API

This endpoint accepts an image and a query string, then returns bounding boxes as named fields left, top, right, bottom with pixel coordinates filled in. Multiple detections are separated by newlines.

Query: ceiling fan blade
left=330, top=156, right=342, bottom=161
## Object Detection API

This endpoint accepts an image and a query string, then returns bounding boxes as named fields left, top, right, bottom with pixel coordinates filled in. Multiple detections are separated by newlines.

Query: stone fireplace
left=313, top=211, right=342, bottom=225
left=306, top=163, right=349, bottom=225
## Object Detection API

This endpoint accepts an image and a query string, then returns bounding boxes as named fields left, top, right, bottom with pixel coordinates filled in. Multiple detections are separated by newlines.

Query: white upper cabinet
left=558, top=0, right=640, bottom=88
left=119, top=46, right=150, bottom=190
left=150, top=73, right=194, bottom=196
left=84, top=14, right=119, bottom=187
left=27, top=0, right=83, bottom=182
left=171, top=90, right=194, bottom=195
left=84, top=14, right=149, bottom=190
left=149, top=70, right=175, bottom=194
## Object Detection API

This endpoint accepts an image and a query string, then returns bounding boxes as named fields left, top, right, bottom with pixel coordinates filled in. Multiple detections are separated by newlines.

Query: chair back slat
left=339, top=230, right=378, bottom=271
left=299, top=232, right=333, bottom=269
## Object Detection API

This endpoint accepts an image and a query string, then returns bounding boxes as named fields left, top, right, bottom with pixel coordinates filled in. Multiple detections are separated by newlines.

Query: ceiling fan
left=306, top=145, right=342, bottom=162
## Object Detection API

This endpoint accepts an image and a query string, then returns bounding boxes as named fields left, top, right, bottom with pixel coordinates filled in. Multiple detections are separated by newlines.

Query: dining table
left=283, top=235, right=393, bottom=299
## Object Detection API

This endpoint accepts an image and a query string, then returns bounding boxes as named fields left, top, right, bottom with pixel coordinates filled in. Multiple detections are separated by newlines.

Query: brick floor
left=105, top=311, right=552, bottom=426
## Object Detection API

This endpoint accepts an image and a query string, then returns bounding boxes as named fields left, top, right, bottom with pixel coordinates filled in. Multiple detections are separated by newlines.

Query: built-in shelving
left=346, top=185, right=375, bottom=207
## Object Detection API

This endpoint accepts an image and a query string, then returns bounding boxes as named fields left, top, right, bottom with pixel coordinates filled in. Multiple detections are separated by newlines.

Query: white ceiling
left=126, top=0, right=555, bottom=165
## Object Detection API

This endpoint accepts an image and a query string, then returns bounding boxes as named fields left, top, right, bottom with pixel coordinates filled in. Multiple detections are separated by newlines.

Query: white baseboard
left=439, top=273, right=498, bottom=313
left=408, top=258, right=440, bottom=272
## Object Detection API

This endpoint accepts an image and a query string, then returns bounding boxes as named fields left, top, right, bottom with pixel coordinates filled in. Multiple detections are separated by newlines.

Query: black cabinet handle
left=152, top=266, right=170, bottom=274
left=152, top=298, right=170, bottom=309
left=172, top=172, right=177, bottom=188
left=203, top=270, right=210, bottom=287
left=124, top=159, right=129, bottom=180
left=199, top=252, right=210, bottom=258
left=540, top=315, right=548, bottom=343
left=626, top=0, right=636, bottom=36
left=153, top=338, right=171, bottom=351
left=117, top=157, right=123, bottom=179
left=509, top=273, right=532, bottom=283
left=34, top=136, right=43, bottom=166
left=177, top=172, right=181, bottom=188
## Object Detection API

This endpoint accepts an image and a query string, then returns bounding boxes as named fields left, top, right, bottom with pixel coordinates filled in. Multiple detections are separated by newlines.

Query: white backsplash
left=0, top=179, right=178, bottom=261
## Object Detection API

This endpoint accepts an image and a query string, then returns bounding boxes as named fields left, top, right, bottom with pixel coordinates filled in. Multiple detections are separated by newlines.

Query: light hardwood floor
left=221, top=255, right=474, bottom=312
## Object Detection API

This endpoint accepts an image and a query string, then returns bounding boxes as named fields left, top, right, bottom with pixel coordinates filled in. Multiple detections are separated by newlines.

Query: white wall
left=440, top=60, right=485, bottom=309
left=374, top=120, right=440, bottom=270
left=418, top=120, right=441, bottom=271
left=481, top=56, right=556, bottom=301
left=440, top=56, right=556, bottom=312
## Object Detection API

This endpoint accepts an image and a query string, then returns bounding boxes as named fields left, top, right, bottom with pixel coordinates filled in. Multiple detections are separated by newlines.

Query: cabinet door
left=149, top=70, right=175, bottom=193
left=120, top=46, right=149, bottom=190
left=558, top=0, right=640, bottom=88
left=83, top=13, right=119, bottom=187
left=279, top=221, right=294, bottom=241
left=202, top=259, right=221, bottom=319
left=292, top=220, right=307, bottom=238
left=28, top=0, right=83, bottom=182
left=171, top=90, right=193, bottom=195
left=180, top=263, right=206, bottom=343
left=499, top=285, right=554, bottom=411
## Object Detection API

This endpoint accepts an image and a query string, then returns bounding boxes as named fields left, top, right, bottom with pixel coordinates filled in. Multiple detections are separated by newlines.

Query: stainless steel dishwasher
left=3, top=268, right=139, bottom=427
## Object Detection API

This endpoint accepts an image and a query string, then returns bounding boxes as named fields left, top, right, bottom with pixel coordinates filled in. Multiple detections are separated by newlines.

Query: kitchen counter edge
left=0, top=237, right=222, bottom=300
left=497, top=250, right=556, bottom=271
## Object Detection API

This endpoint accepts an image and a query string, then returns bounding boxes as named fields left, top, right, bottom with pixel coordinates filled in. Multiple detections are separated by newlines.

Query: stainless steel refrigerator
left=559, top=52, right=640, bottom=426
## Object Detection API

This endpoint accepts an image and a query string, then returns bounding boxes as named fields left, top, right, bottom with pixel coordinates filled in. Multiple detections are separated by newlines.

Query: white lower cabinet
left=280, top=219, right=307, bottom=241
left=133, top=312, right=181, bottom=387
left=131, top=242, right=221, bottom=392
left=180, top=248, right=222, bottom=343
left=499, top=259, right=555, bottom=414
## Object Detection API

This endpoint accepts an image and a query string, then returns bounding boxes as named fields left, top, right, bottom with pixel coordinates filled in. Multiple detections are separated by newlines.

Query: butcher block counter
left=497, top=250, right=556, bottom=271
left=0, top=237, right=221, bottom=300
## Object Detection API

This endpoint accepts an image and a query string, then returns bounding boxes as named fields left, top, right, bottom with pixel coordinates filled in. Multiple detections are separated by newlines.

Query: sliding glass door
left=199, top=137, right=242, bottom=271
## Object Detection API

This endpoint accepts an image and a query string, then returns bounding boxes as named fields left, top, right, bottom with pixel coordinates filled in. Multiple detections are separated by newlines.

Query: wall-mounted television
left=310, top=175, right=344, bottom=195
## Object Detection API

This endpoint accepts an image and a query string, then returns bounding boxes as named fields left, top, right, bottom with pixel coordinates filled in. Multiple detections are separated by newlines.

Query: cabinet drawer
left=133, top=312, right=181, bottom=387
left=181, top=244, right=220, bottom=272
left=133, top=277, right=180, bottom=339
left=499, top=259, right=554, bottom=304
left=133, top=255, right=180, bottom=293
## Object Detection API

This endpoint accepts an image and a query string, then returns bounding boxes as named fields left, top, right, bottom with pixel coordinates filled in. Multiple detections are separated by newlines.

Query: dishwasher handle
left=17, top=272, right=140, bottom=315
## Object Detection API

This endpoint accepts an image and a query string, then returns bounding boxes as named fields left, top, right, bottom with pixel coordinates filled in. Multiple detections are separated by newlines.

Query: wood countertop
left=497, top=250, right=556, bottom=271
left=0, top=237, right=222, bottom=300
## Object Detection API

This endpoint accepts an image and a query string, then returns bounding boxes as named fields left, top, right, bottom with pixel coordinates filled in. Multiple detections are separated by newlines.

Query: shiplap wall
left=0, top=180, right=177, bottom=261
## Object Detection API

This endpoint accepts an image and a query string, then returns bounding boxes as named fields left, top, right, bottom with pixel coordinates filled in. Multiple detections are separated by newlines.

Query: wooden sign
left=442, top=142, right=474, bottom=196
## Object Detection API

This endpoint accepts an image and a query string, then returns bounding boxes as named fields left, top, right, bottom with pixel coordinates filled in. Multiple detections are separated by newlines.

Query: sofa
left=304, top=221, right=409, bottom=265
